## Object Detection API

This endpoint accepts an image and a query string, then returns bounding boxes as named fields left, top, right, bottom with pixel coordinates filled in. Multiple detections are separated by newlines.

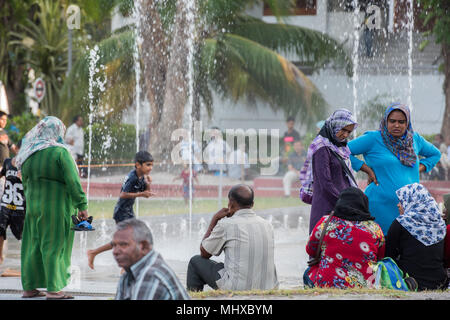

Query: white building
left=115, top=0, right=445, bottom=136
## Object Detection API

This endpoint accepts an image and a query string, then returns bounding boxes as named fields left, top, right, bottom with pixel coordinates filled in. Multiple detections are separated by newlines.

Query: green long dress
left=20, top=147, right=87, bottom=292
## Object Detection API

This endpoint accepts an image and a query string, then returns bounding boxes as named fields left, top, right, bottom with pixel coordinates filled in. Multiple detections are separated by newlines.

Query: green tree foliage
left=0, top=0, right=35, bottom=115
left=9, top=0, right=69, bottom=116
left=417, top=0, right=450, bottom=137
left=62, top=0, right=352, bottom=131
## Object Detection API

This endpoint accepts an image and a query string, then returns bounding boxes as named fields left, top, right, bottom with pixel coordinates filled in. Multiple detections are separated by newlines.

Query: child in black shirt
left=0, top=141, right=24, bottom=265
left=87, top=151, right=154, bottom=269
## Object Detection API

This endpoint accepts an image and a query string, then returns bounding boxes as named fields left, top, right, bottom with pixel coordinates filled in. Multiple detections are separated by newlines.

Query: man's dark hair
left=0, top=111, right=7, bottom=118
left=286, top=116, right=295, bottom=122
left=135, top=150, right=153, bottom=164
left=72, top=115, right=82, bottom=123
left=228, top=184, right=254, bottom=207
left=17, top=139, right=22, bottom=149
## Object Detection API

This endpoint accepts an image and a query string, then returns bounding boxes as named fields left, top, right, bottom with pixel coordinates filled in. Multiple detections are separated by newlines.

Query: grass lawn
left=87, top=197, right=305, bottom=219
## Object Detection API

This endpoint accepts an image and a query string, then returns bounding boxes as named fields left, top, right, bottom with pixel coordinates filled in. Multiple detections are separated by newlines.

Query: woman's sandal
left=22, top=290, right=46, bottom=298
left=46, top=294, right=74, bottom=300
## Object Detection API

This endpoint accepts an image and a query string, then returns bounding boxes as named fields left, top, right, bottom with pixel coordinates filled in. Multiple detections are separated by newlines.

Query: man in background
left=65, top=115, right=85, bottom=177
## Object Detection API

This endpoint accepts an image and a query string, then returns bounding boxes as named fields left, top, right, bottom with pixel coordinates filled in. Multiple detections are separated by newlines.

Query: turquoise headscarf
left=15, top=116, right=72, bottom=169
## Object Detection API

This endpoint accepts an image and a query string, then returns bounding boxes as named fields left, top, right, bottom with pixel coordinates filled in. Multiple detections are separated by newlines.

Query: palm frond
left=229, top=15, right=352, bottom=75
left=59, top=30, right=135, bottom=123
left=201, top=34, right=328, bottom=128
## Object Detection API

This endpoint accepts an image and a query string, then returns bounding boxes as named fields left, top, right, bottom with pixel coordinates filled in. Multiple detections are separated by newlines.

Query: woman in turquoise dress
left=348, top=103, right=441, bottom=234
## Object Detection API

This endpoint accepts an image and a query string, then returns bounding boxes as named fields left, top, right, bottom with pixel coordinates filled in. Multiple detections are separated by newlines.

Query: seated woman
left=385, top=183, right=448, bottom=291
left=444, top=194, right=450, bottom=273
left=304, top=187, right=385, bottom=288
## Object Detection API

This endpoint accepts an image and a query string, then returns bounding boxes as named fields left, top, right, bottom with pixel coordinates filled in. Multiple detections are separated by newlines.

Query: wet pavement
left=1, top=205, right=448, bottom=300
left=0, top=206, right=310, bottom=300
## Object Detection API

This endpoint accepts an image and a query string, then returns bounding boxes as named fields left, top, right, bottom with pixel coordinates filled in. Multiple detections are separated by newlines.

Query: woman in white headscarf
left=385, top=183, right=448, bottom=291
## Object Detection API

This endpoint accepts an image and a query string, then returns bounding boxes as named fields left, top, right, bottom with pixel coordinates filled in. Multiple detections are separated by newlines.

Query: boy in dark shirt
left=87, top=151, right=155, bottom=269
left=0, top=141, right=24, bottom=265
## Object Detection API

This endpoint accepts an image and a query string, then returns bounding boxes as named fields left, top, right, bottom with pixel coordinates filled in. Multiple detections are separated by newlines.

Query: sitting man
left=187, top=184, right=279, bottom=291
left=283, top=140, right=306, bottom=197
left=113, top=218, right=190, bottom=300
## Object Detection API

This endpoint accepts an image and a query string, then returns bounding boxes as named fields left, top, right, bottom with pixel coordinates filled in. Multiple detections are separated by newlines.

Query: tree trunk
left=141, top=0, right=168, bottom=126
left=441, top=43, right=450, bottom=140
left=5, top=64, right=26, bottom=115
left=145, top=0, right=192, bottom=169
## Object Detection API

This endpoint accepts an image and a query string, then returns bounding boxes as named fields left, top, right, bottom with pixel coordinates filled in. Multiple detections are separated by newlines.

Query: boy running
left=87, top=151, right=155, bottom=269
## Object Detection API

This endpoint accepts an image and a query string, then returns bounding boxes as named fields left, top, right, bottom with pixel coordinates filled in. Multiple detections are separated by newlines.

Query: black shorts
left=0, top=209, right=25, bottom=240
left=113, top=208, right=135, bottom=224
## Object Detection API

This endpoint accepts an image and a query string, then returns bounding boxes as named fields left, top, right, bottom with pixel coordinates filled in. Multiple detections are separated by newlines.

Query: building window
left=264, top=0, right=317, bottom=16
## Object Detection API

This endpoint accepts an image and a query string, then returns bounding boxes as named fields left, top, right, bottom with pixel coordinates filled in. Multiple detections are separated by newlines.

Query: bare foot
left=87, top=250, right=96, bottom=270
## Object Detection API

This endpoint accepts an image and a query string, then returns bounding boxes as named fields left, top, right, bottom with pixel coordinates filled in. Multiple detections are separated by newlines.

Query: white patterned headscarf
left=15, top=116, right=72, bottom=169
left=395, top=183, right=446, bottom=246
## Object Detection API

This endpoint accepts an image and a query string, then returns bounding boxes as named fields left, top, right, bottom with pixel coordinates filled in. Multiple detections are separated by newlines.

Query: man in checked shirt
left=113, top=218, right=190, bottom=300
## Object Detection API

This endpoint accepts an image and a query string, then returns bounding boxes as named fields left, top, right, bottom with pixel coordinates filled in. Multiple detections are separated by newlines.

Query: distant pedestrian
left=65, top=115, right=85, bottom=177
left=173, top=164, right=199, bottom=205
left=283, top=140, right=306, bottom=197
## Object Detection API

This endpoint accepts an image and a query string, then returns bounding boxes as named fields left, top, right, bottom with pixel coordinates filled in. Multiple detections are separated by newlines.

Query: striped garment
left=21, top=147, right=88, bottom=292
left=201, top=209, right=279, bottom=290
left=115, top=250, right=190, bottom=300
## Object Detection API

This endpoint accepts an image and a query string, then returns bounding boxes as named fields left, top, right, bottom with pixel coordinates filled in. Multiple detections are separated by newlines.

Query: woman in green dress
left=15, top=116, right=88, bottom=299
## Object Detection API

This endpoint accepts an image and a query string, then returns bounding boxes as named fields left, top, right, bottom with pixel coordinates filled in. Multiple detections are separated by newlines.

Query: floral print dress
left=306, top=215, right=385, bottom=288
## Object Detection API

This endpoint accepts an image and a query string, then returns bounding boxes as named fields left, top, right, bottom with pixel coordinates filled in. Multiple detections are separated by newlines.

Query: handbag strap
left=329, top=149, right=357, bottom=186
left=314, top=211, right=335, bottom=261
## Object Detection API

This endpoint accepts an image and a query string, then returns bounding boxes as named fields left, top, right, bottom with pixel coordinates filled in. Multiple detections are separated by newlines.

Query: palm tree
left=0, top=0, right=35, bottom=115
left=9, top=0, right=69, bottom=116
left=61, top=0, right=352, bottom=162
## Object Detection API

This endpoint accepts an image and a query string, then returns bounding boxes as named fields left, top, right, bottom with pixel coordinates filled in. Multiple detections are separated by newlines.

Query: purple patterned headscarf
left=299, top=109, right=358, bottom=204
left=379, top=103, right=416, bottom=167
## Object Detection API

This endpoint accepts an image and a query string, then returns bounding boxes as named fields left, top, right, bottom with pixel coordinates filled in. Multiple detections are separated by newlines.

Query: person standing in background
left=348, top=103, right=441, bottom=234
left=299, top=109, right=358, bottom=234
left=65, top=115, right=85, bottom=177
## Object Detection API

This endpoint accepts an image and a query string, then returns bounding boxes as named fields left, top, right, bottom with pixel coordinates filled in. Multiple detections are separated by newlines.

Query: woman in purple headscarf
left=300, top=109, right=358, bottom=233
left=348, top=103, right=441, bottom=235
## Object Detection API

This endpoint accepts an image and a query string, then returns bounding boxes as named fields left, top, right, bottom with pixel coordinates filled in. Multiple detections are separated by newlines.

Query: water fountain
left=6, top=0, right=434, bottom=296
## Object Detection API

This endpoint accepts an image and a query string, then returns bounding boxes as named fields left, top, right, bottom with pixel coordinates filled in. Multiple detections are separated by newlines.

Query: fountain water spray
left=133, top=0, right=143, bottom=218
left=86, top=45, right=106, bottom=200
left=184, top=0, right=198, bottom=237
left=351, top=0, right=360, bottom=136
left=407, top=0, right=414, bottom=114
left=84, top=45, right=106, bottom=260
